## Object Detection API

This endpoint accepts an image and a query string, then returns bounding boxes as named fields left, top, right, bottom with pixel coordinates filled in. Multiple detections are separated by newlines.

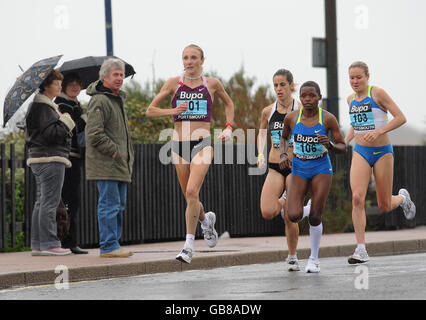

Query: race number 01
left=188, top=100, right=200, bottom=111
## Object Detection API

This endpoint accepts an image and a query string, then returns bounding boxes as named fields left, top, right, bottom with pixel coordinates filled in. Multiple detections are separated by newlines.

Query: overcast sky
left=1, top=0, right=425, bottom=133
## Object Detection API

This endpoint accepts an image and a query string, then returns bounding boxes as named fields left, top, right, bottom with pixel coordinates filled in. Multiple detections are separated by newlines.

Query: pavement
left=1, top=226, right=426, bottom=290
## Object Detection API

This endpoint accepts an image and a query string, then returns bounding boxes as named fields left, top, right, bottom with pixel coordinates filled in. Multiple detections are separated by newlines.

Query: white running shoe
left=399, top=189, right=416, bottom=220
left=286, top=256, right=300, bottom=271
left=176, top=247, right=193, bottom=264
left=202, top=211, right=218, bottom=248
left=305, top=258, right=320, bottom=273
left=348, top=247, right=370, bottom=264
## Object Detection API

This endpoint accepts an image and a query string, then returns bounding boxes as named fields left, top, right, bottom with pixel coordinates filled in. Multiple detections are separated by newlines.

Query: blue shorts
left=291, top=154, right=333, bottom=182
left=354, top=144, right=393, bottom=167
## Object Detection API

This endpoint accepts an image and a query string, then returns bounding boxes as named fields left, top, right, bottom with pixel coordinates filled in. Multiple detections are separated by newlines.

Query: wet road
left=1, top=253, right=425, bottom=300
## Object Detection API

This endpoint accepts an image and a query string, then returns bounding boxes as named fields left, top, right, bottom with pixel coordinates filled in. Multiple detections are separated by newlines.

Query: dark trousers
left=61, top=157, right=82, bottom=248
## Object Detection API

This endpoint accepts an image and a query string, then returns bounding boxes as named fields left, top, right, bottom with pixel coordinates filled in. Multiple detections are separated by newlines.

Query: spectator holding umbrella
left=58, top=56, right=136, bottom=90
left=26, top=69, right=75, bottom=256
left=54, top=73, right=88, bottom=254
left=85, top=58, right=134, bottom=258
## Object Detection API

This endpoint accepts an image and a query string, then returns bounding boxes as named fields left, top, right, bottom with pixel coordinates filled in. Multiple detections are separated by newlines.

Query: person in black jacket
left=26, top=70, right=75, bottom=256
left=54, top=73, right=88, bottom=254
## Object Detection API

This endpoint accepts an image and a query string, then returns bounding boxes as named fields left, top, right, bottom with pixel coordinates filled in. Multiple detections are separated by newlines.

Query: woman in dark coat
left=54, top=73, right=88, bottom=254
left=26, top=70, right=75, bottom=256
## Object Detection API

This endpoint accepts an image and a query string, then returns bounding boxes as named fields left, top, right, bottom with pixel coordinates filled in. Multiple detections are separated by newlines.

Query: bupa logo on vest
left=294, top=134, right=319, bottom=144
left=179, top=91, right=206, bottom=100
left=350, top=104, right=371, bottom=113
left=273, top=122, right=284, bottom=130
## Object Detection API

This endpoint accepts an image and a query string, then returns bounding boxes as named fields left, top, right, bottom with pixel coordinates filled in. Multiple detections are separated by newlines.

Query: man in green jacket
left=85, top=58, right=134, bottom=258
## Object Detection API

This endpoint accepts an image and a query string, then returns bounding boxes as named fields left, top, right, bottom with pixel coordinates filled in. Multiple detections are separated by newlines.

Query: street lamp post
left=325, top=0, right=339, bottom=122
left=105, top=0, right=113, bottom=56
left=312, top=0, right=339, bottom=121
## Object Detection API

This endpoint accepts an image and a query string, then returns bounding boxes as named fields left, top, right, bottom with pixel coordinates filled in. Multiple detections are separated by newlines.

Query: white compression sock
left=309, top=223, right=323, bottom=260
left=357, top=243, right=366, bottom=251
left=184, top=234, right=195, bottom=249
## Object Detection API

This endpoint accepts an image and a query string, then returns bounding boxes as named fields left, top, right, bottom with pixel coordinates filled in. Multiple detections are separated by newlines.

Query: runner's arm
left=257, top=107, right=270, bottom=167
left=345, top=126, right=354, bottom=145
left=323, top=112, right=347, bottom=153
left=146, top=78, right=186, bottom=118
left=279, top=114, right=293, bottom=169
left=345, top=95, right=355, bottom=144
left=214, top=78, right=234, bottom=125
left=372, top=87, right=407, bottom=136
left=214, top=78, right=234, bottom=141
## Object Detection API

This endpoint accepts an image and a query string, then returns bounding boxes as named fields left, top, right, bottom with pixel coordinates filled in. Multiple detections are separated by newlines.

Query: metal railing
left=1, top=144, right=425, bottom=249
left=0, top=144, right=26, bottom=249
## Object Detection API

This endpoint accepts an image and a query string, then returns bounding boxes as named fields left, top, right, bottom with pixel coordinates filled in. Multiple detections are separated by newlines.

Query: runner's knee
left=288, top=210, right=303, bottom=223
left=308, top=214, right=322, bottom=226
left=261, top=208, right=277, bottom=220
left=352, top=192, right=365, bottom=209
left=185, top=187, right=199, bottom=202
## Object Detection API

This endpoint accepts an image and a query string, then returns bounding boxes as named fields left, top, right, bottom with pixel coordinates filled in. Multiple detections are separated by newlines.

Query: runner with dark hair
left=279, top=81, right=346, bottom=273
left=257, top=69, right=311, bottom=271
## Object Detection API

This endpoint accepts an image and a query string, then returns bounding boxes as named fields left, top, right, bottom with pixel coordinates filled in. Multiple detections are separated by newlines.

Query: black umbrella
left=57, top=56, right=136, bottom=89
